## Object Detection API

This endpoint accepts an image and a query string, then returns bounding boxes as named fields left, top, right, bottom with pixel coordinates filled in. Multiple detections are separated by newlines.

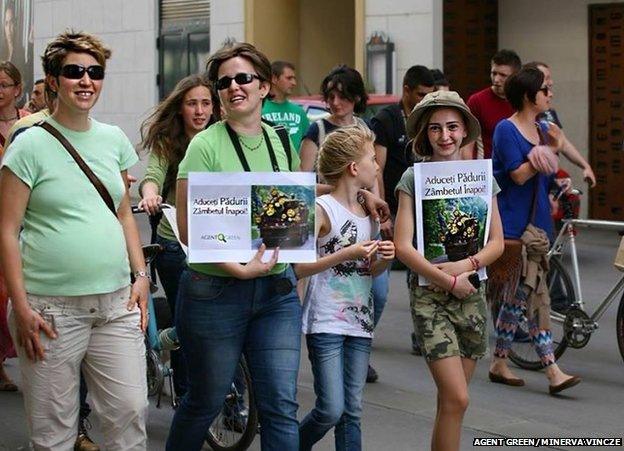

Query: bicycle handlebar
left=131, top=204, right=172, bottom=215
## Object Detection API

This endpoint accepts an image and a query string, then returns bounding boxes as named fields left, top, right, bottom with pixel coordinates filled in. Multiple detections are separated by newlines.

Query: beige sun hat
left=405, top=90, right=481, bottom=147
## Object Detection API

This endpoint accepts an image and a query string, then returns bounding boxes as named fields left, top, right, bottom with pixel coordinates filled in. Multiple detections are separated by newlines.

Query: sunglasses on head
left=60, top=64, right=105, bottom=80
left=216, top=73, right=261, bottom=90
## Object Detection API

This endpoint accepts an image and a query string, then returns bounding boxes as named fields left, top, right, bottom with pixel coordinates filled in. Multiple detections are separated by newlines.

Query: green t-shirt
left=261, top=99, right=310, bottom=151
left=178, top=120, right=301, bottom=277
left=1, top=117, right=138, bottom=296
left=139, top=152, right=178, bottom=242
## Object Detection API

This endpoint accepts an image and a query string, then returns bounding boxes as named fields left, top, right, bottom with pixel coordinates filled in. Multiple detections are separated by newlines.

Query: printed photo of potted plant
left=422, top=197, right=487, bottom=262
left=251, top=185, right=315, bottom=249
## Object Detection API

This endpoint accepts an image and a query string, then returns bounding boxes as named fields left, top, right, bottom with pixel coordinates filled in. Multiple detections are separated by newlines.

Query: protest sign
left=188, top=172, right=316, bottom=263
left=413, top=159, right=493, bottom=286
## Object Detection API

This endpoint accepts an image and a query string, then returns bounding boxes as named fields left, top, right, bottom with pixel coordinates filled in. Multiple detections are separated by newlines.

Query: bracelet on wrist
left=450, top=275, right=457, bottom=292
left=468, top=256, right=480, bottom=271
left=133, top=270, right=150, bottom=281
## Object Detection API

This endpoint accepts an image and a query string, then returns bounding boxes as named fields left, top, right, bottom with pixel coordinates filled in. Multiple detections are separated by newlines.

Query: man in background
left=465, top=49, right=521, bottom=159
left=262, top=60, right=310, bottom=151
left=26, top=79, right=46, bottom=113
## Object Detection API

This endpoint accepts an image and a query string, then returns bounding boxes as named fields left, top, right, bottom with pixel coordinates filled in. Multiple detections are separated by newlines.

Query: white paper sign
left=413, top=159, right=493, bottom=286
left=188, top=172, right=316, bottom=263
left=161, top=204, right=188, bottom=256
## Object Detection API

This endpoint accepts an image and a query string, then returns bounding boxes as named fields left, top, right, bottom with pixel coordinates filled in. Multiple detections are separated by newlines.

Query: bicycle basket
left=614, top=235, right=624, bottom=272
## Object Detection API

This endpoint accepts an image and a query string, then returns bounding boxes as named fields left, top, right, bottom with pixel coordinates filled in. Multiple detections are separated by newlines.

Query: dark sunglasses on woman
left=216, top=73, right=261, bottom=90
left=60, top=64, right=105, bottom=80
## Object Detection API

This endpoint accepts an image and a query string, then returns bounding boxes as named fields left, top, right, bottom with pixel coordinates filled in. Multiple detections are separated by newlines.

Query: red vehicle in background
left=291, top=94, right=400, bottom=122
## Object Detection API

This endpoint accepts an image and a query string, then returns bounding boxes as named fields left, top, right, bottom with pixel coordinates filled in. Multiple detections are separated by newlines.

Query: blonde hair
left=317, top=124, right=375, bottom=185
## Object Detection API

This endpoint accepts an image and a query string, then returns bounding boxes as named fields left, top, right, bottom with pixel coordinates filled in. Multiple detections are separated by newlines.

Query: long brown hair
left=140, top=74, right=218, bottom=167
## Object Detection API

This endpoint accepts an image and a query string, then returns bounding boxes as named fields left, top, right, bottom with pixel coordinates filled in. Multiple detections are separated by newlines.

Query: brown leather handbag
left=487, top=177, right=539, bottom=304
left=487, top=238, right=523, bottom=303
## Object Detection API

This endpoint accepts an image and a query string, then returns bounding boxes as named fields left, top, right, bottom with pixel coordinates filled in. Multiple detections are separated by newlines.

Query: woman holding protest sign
left=394, top=91, right=504, bottom=451
left=165, top=42, right=303, bottom=451
left=487, top=66, right=581, bottom=395
left=138, top=74, right=217, bottom=399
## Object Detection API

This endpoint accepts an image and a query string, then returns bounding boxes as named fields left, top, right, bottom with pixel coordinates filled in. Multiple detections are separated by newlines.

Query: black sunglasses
left=60, top=64, right=105, bottom=80
left=539, top=86, right=551, bottom=96
left=216, top=73, right=261, bottom=90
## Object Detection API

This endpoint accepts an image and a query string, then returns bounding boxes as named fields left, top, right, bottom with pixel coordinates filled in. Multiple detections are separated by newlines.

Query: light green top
left=178, top=120, right=300, bottom=277
left=139, top=152, right=178, bottom=242
left=1, top=117, right=138, bottom=296
left=261, top=99, right=310, bottom=151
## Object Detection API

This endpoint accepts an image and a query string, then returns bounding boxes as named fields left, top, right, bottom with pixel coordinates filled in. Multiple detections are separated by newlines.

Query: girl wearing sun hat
left=394, top=90, right=504, bottom=451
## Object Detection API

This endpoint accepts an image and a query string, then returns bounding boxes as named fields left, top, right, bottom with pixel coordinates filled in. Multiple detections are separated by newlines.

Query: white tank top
left=302, top=194, right=378, bottom=337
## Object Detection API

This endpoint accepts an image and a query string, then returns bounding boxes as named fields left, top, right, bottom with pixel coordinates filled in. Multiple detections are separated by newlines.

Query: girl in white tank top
left=295, top=124, right=394, bottom=450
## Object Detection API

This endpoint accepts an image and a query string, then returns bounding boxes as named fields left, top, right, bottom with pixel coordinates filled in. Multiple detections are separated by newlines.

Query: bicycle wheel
left=146, top=348, right=165, bottom=397
left=205, top=357, right=258, bottom=451
left=490, top=256, right=571, bottom=371
left=616, top=291, right=624, bottom=364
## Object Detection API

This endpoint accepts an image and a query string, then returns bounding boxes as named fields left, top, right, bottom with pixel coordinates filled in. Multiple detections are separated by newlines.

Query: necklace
left=0, top=116, right=17, bottom=122
left=240, top=136, right=264, bottom=151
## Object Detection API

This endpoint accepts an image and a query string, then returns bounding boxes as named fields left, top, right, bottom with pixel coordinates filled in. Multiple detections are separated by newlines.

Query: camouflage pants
left=409, top=283, right=487, bottom=362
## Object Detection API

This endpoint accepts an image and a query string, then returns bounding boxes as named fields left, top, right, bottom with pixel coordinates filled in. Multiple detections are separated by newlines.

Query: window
left=159, top=0, right=210, bottom=99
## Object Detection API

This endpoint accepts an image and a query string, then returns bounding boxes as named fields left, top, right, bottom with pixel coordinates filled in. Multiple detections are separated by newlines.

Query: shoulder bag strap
left=225, top=122, right=280, bottom=172
left=272, top=124, right=293, bottom=171
left=35, top=121, right=117, bottom=218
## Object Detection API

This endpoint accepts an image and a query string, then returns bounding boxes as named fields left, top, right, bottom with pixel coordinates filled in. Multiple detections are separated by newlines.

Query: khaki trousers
left=9, top=285, right=148, bottom=451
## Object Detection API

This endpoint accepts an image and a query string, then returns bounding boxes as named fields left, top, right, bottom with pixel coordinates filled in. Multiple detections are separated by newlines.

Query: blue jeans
left=155, top=235, right=188, bottom=397
left=299, top=333, right=372, bottom=451
left=372, top=268, right=389, bottom=328
left=166, top=266, right=302, bottom=451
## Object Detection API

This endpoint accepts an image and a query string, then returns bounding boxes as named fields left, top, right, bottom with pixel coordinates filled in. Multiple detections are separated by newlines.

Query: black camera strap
left=225, top=122, right=280, bottom=172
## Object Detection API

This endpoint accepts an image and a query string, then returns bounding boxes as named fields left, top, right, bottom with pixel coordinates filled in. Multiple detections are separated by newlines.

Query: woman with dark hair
left=165, top=42, right=302, bottom=451
left=299, top=65, right=369, bottom=172
left=487, top=66, right=581, bottom=395
left=138, top=74, right=217, bottom=398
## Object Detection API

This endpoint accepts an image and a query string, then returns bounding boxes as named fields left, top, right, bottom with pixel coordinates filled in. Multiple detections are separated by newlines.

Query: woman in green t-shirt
left=138, top=74, right=217, bottom=399
left=0, top=31, right=149, bottom=449
left=166, top=42, right=302, bottom=451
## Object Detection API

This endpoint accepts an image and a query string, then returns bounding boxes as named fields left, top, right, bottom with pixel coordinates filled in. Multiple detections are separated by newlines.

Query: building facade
left=31, top=0, right=624, bottom=218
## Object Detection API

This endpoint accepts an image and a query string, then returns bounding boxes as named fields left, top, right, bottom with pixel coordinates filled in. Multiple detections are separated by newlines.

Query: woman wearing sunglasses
left=166, top=42, right=302, bottom=451
left=488, top=66, right=581, bottom=395
left=0, top=31, right=149, bottom=450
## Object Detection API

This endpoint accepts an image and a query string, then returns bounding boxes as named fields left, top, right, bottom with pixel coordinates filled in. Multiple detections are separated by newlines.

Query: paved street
left=2, top=216, right=623, bottom=450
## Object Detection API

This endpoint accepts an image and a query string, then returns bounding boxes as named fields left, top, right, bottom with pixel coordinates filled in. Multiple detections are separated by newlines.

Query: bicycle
left=491, top=217, right=624, bottom=370
left=133, top=206, right=259, bottom=451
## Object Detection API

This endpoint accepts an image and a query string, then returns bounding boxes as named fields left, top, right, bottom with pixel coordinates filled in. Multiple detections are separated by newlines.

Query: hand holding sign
left=239, top=244, right=280, bottom=279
